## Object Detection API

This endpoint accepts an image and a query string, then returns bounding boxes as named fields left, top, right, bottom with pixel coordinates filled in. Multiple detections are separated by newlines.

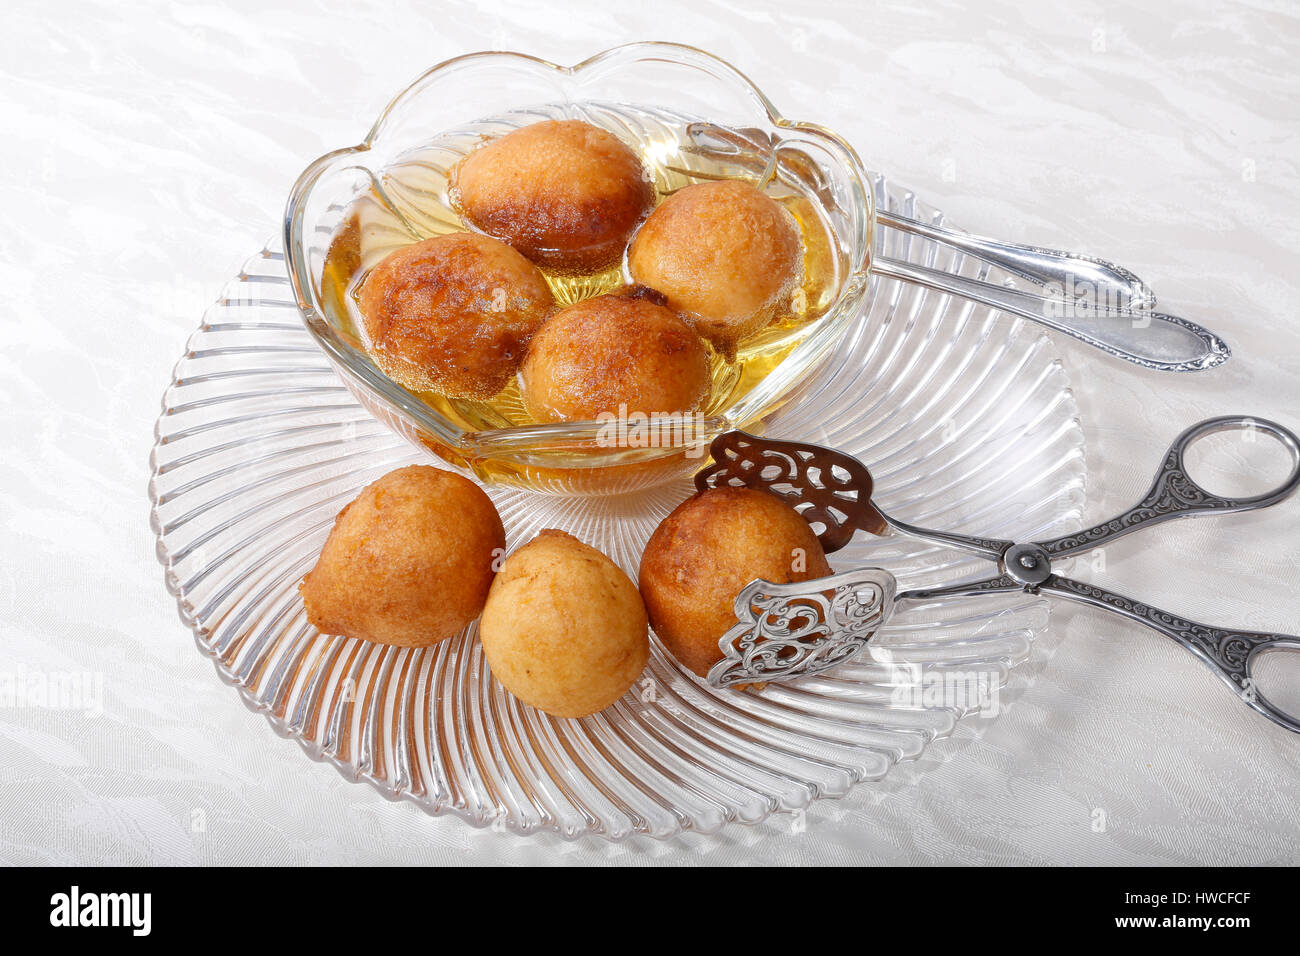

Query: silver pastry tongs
left=695, top=416, right=1300, bottom=734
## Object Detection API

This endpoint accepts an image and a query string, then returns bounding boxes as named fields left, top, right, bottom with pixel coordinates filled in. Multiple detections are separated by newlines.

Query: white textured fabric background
left=3, top=0, right=1299, bottom=865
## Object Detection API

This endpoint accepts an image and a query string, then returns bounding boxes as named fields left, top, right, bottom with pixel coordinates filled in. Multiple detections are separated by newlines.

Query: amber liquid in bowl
left=316, top=106, right=845, bottom=465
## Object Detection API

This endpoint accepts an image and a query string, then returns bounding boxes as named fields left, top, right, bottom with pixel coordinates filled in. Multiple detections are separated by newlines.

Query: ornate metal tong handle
left=904, top=416, right=1300, bottom=732
left=1039, top=577, right=1300, bottom=734
left=876, top=210, right=1155, bottom=310
left=1038, top=416, right=1300, bottom=558
left=871, top=257, right=1229, bottom=372
left=1022, top=416, right=1300, bottom=733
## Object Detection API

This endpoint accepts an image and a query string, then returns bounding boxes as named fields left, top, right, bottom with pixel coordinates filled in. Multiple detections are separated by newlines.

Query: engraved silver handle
left=1041, top=576, right=1300, bottom=734
left=876, top=512, right=1013, bottom=562
left=872, top=255, right=1229, bottom=372
left=879, top=210, right=1155, bottom=310
left=1039, top=416, right=1300, bottom=558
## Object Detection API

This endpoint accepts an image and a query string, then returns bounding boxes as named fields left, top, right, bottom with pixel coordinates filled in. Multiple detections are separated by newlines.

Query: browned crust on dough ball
left=628, top=180, right=803, bottom=359
left=519, top=290, right=711, bottom=422
left=452, top=120, right=655, bottom=273
left=299, top=465, right=505, bottom=647
left=357, top=232, right=554, bottom=399
left=638, top=487, right=831, bottom=677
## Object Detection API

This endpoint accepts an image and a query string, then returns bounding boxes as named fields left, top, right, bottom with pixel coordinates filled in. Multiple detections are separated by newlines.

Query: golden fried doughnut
left=628, top=180, right=803, bottom=359
left=299, top=465, right=505, bottom=647
left=451, top=119, right=655, bottom=273
left=480, top=530, right=649, bottom=718
left=638, top=487, right=831, bottom=677
left=519, top=288, right=711, bottom=423
left=357, top=232, right=554, bottom=399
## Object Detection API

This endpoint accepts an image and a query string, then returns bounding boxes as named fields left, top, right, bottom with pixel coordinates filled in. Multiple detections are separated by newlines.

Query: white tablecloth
left=3, top=0, right=1298, bottom=865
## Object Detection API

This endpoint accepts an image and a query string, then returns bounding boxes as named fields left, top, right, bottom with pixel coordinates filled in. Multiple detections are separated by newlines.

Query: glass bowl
left=283, top=42, right=873, bottom=495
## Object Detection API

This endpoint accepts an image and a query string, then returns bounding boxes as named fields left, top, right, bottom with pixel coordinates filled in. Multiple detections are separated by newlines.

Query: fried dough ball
left=451, top=119, right=655, bottom=273
left=480, top=530, right=649, bottom=718
left=519, top=288, right=711, bottom=423
left=357, top=232, right=554, bottom=399
left=299, top=466, right=505, bottom=647
left=628, top=180, right=804, bottom=359
left=639, top=487, right=831, bottom=677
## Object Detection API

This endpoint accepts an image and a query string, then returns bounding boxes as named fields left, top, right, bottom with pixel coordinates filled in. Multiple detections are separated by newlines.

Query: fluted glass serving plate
left=150, top=177, right=1085, bottom=840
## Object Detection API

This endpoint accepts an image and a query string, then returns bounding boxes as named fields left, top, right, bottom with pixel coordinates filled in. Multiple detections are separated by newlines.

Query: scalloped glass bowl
left=284, top=43, right=873, bottom=495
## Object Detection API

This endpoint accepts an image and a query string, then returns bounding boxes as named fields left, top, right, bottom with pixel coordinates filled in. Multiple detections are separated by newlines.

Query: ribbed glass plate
left=149, top=176, right=1086, bottom=839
